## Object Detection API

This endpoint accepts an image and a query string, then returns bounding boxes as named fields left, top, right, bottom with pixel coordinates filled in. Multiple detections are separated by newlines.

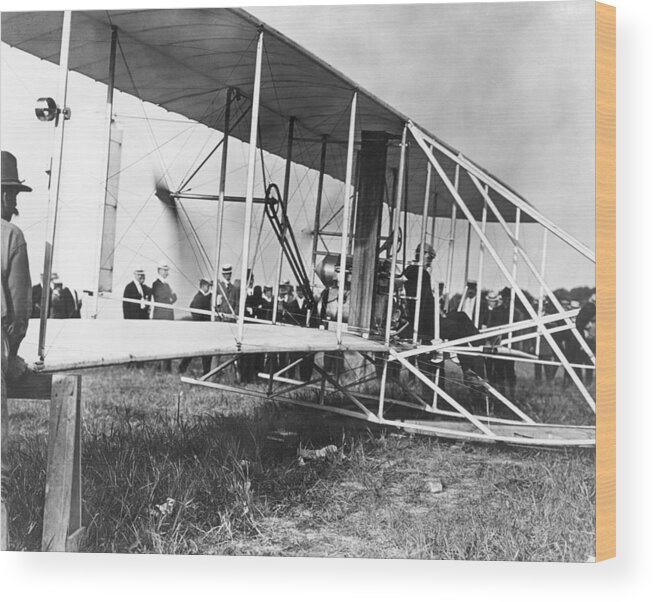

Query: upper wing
left=1, top=8, right=531, bottom=222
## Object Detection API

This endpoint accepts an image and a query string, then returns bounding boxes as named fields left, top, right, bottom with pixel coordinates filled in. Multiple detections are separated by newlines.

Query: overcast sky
left=247, top=1, right=596, bottom=244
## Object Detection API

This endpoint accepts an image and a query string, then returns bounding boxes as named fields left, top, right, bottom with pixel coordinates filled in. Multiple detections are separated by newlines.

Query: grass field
left=4, top=359, right=595, bottom=560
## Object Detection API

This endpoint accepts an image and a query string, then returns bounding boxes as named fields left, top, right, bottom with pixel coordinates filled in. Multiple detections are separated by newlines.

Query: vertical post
left=432, top=197, right=440, bottom=409
left=535, top=229, right=549, bottom=356
left=42, top=374, right=83, bottom=552
left=349, top=151, right=361, bottom=255
left=412, top=157, right=432, bottom=344
left=444, top=164, right=459, bottom=312
left=383, top=124, right=407, bottom=347
left=350, top=131, right=389, bottom=334
left=272, top=116, right=296, bottom=324
left=237, top=29, right=264, bottom=346
left=386, top=169, right=398, bottom=259
left=38, top=10, right=72, bottom=360
left=473, top=191, right=488, bottom=328
left=458, top=222, right=472, bottom=312
left=507, top=208, right=521, bottom=347
left=430, top=214, right=437, bottom=248
left=92, top=25, right=118, bottom=318
left=211, top=87, right=233, bottom=320
left=402, top=155, right=409, bottom=270
left=378, top=123, right=407, bottom=417
left=310, top=136, right=328, bottom=290
left=336, top=91, right=358, bottom=345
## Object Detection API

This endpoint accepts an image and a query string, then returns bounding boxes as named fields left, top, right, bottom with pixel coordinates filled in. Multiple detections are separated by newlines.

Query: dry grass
left=4, top=361, right=595, bottom=560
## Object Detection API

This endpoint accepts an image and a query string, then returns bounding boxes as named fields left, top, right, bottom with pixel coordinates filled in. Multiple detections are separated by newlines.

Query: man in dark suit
left=32, top=272, right=79, bottom=319
left=123, top=268, right=151, bottom=319
left=216, top=263, right=239, bottom=320
left=179, top=277, right=214, bottom=375
left=152, top=262, right=177, bottom=372
left=283, top=285, right=316, bottom=381
left=151, top=261, right=177, bottom=320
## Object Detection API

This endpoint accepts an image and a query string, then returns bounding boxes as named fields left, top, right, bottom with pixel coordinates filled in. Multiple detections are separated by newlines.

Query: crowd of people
left=395, top=242, right=596, bottom=399
left=121, top=261, right=321, bottom=378
left=118, top=238, right=596, bottom=391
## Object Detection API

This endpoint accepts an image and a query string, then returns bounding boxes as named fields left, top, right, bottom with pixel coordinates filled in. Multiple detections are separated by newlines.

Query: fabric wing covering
left=1, top=7, right=533, bottom=222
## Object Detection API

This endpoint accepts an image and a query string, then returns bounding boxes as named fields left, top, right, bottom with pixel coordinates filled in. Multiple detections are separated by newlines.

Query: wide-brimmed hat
left=157, top=260, right=170, bottom=270
left=199, top=277, right=212, bottom=286
left=221, top=263, right=233, bottom=273
left=1, top=151, right=32, bottom=192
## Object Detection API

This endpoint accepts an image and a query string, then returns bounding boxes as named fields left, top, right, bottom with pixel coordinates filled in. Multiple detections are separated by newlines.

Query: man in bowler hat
left=1, top=151, right=33, bottom=550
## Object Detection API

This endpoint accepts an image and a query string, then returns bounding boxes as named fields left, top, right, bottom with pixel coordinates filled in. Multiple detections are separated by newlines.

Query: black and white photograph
left=2, top=0, right=605, bottom=562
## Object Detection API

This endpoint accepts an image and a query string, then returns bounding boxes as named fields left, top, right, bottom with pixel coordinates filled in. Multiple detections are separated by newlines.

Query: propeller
left=153, top=171, right=177, bottom=210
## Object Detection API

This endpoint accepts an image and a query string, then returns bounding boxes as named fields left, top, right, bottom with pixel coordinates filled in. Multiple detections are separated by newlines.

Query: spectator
left=217, top=263, right=238, bottom=320
left=179, top=277, right=214, bottom=375
left=574, top=292, right=596, bottom=385
left=283, top=285, right=315, bottom=380
left=1, top=150, right=33, bottom=550
left=241, top=285, right=266, bottom=382
left=459, top=281, right=477, bottom=320
left=32, top=272, right=80, bottom=319
left=152, top=261, right=177, bottom=372
left=122, top=268, right=151, bottom=320
left=151, top=261, right=177, bottom=320
left=485, top=288, right=518, bottom=398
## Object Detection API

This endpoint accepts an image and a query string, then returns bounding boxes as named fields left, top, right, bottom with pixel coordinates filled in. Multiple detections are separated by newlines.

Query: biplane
left=1, top=7, right=596, bottom=447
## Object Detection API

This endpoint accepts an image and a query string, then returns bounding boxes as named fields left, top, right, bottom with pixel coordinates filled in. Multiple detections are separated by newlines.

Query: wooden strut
left=310, top=136, right=328, bottom=291
left=38, top=11, right=72, bottom=360
left=535, top=229, right=549, bottom=357
left=378, top=124, right=407, bottom=418
left=212, top=87, right=233, bottom=322
left=507, top=207, right=521, bottom=347
left=336, top=91, right=358, bottom=345
left=444, top=165, right=459, bottom=309
left=272, top=116, right=296, bottom=324
left=237, top=30, right=264, bottom=346
left=412, top=157, right=432, bottom=344
left=473, top=189, right=488, bottom=328
left=408, top=123, right=596, bottom=411
left=459, top=222, right=472, bottom=309
left=92, top=24, right=118, bottom=319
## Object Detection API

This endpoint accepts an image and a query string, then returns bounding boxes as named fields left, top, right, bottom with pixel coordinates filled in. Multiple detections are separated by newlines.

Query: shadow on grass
left=4, top=363, right=595, bottom=558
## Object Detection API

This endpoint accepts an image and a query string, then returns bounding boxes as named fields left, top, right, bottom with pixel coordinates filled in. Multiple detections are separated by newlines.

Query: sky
left=1, top=1, right=597, bottom=307
left=246, top=2, right=596, bottom=246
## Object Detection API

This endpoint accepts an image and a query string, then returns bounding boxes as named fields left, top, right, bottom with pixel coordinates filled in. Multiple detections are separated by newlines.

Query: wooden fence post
left=41, top=373, right=84, bottom=552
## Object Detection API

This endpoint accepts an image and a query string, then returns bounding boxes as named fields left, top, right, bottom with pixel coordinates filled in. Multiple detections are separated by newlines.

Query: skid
left=182, top=344, right=595, bottom=448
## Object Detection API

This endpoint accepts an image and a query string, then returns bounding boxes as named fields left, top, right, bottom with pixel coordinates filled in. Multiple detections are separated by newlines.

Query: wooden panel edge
left=595, top=1, right=616, bottom=563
